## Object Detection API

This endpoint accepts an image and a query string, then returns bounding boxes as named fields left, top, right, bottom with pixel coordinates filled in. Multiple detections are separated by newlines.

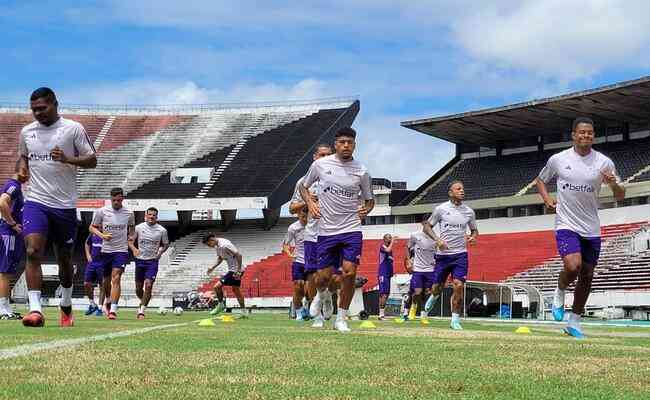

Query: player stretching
left=301, top=127, right=374, bottom=332
left=203, top=234, right=246, bottom=316
left=536, top=117, right=624, bottom=338
left=283, top=208, right=308, bottom=320
left=89, top=188, right=135, bottom=320
left=423, top=181, right=478, bottom=330
left=83, top=233, right=105, bottom=316
left=0, top=162, right=28, bottom=319
left=130, top=207, right=169, bottom=319
left=289, top=143, right=333, bottom=327
left=377, top=234, right=395, bottom=320
left=20, top=87, right=97, bottom=327
left=407, top=227, right=436, bottom=324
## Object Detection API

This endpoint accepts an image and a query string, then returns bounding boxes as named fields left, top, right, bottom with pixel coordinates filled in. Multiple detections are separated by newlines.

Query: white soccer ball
left=173, top=306, right=184, bottom=316
left=158, top=307, right=168, bottom=315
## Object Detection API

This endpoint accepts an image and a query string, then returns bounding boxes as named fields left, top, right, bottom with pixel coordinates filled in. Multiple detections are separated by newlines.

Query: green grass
left=1, top=308, right=650, bottom=399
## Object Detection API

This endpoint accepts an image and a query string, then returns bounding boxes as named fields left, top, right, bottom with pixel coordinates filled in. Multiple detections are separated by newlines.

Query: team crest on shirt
left=565, top=165, right=572, bottom=170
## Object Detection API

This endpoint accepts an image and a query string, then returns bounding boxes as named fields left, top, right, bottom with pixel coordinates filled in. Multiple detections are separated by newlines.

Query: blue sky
left=3, top=1, right=650, bottom=190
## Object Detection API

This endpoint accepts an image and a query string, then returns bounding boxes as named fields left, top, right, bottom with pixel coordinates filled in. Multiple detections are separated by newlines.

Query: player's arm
left=283, top=229, right=296, bottom=258
left=466, top=212, right=479, bottom=245
left=207, top=257, right=223, bottom=274
left=300, top=163, right=321, bottom=219
left=602, top=163, right=625, bottom=201
left=0, top=193, right=21, bottom=235
left=84, top=236, right=93, bottom=263
left=404, top=250, right=414, bottom=274
left=90, top=210, right=111, bottom=241
left=536, top=155, right=557, bottom=210
left=358, top=171, right=375, bottom=219
left=157, top=241, right=170, bottom=260
left=289, top=181, right=307, bottom=215
left=128, top=229, right=140, bottom=258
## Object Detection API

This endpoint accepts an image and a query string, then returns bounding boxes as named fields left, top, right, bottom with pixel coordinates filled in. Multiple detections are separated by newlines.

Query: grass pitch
left=1, top=308, right=650, bottom=399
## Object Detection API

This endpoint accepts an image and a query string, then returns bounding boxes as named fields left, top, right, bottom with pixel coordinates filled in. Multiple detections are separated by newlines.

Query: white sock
left=568, top=312, right=581, bottom=328
left=553, top=288, right=566, bottom=308
left=379, top=308, right=385, bottom=318
left=89, top=299, right=97, bottom=307
left=337, top=308, right=348, bottom=321
left=452, top=312, right=460, bottom=322
left=323, top=289, right=331, bottom=301
left=110, top=302, right=118, bottom=313
left=28, top=290, right=42, bottom=313
left=316, top=288, right=325, bottom=301
left=420, top=311, right=427, bottom=319
left=138, top=305, right=145, bottom=314
left=403, top=308, right=410, bottom=317
left=60, top=286, right=73, bottom=307
left=0, top=297, right=9, bottom=314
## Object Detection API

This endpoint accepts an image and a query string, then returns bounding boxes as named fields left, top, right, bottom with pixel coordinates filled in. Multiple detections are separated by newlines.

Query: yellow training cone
left=515, top=326, right=531, bottom=334
left=394, top=318, right=405, bottom=324
left=360, top=321, right=376, bottom=329
left=198, top=319, right=216, bottom=327
left=221, top=315, right=235, bottom=323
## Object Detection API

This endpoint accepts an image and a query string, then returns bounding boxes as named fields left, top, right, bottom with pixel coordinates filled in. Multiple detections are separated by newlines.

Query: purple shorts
left=22, top=201, right=77, bottom=248
left=135, top=259, right=159, bottom=282
left=220, top=271, right=241, bottom=287
left=84, top=260, right=105, bottom=284
left=555, top=229, right=601, bottom=265
left=291, top=261, right=306, bottom=281
left=433, top=252, right=468, bottom=284
left=304, top=241, right=318, bottom=273
left=378, top=275, right=391, bottom=295
left=317, top=231, right=362, bottom=270
left=0, top=233, right=23, bottom=274
left=410, top=271, right=435, bottom=290
left=97, top=252, right=129, bottom=275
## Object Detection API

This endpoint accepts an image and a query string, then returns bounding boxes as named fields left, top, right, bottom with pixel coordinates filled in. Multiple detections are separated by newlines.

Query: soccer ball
left=173, top=306, right=184, bottom=316
left=158, top=307, right=168, bottom=315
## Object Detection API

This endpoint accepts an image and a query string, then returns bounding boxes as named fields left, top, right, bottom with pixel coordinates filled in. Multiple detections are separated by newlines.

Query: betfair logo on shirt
left=443, top=223, right=464, bottom=229
left=322, top=186, right=355, bottom=199
left=28, top=152, right=54, bottom=162
left=104, top=224, right=127, bottom=232
left=562, top=183, right=594, bottom=193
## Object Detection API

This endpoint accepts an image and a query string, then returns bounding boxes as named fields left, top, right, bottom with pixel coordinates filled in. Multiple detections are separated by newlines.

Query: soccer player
left=203, top=234, right=246, bottom=315
left=89, top=188, right=135, bottom=320
left=300, top=127, right=374, bottom=332
left=407, top=227, right=437, bottom=324
left=83, top=233, right=105, bottom=316
left=423, top=181, right=478, bottom=330
left=130, top=207, right=169, bottom=319
left=377, top=233, right=395, bottom=320
left=0, top=162, right=29, bottom=319
left=536, top=117, right=625, bottom=338
left=289, top=143, right=333, bottom=327
left=19, top=87, right=97, bottom=327
left=283, top=208, right=308, bottom=320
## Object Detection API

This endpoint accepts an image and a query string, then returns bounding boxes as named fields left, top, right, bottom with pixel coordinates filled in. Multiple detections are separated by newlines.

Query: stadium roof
left=401, top=76, right=650, bottom=146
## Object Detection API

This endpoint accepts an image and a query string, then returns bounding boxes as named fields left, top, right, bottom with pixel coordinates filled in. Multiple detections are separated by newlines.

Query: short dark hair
left=313, top=143, right=332, bottom=154
left=202, top=233, right=217, bottom=244
left=335, top=127, right=356, bottom=139
left=448, top=180, right=464, bottom=192
left=30, top=87, right=57, bottom=103
left=110, top=187, right=124, bottom=197
left=572, top=117, right=595, bottom=131
left=146, top=207, right=158, bottom=215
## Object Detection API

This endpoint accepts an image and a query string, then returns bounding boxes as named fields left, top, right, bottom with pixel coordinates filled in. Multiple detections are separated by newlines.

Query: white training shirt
left=19, top=117, right=95, bottom=209
left=407, top=231, right=437, bottom=272
left=215, top=238, right=243, bottom=273
left=92, top=206, right=135, bottom=253
left=291, top=176, right=321, bottom=243
left=538, top=147, right=619, bottom=237
left=302, top=154, right=373, bottom=237
left=134, top=222, right=169, bottom=260
left=428, top=200, right=477, bottom=255
left=284, top=220, right=306, bottom=264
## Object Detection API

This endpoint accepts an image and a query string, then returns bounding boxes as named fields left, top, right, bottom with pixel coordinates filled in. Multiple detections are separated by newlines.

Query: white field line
left=0, top=321, right=194, bottom=360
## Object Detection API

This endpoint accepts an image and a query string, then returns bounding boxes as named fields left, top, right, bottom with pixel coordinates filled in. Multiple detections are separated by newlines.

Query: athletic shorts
left=0, top=233, right=23, bottom=274
left=317, top=231, right=362, bottom=270
left=378, top=275, right=391, bottom=295
left=97, top=252, right=129, bottom=276
left=304, top=241, right=318, bottom=275
left=83, top=260, right=105, bottom=284
left=22, top=201, right=77, bottom=249
left=433, top=252, right=468, bottom=284
left=220, top=271, right=241, bottom=287
left=555, top=229, right=601, bottom=265
left=291, top=261, right=306, bottom=281
left=410, top=271, right=435, bottom=290
left=135, top=259, right=159, bottom=282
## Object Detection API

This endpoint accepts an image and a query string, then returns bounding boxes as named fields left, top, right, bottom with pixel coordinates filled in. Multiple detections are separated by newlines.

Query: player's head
left=202, top=233, right=218, bottom=248
left=297, top=206, right=308, bottom=225
left=110, top=187, right=124, bottom=209
left=572, top=117, right=595, bottom=149
left=14, top=159, right=29, bottom=183
left=448, top=180, right=465, bottom=202
left=145, top=207, right=158, bottom=225
left=383, top=233, right=392, bottom=245
left=334, top=127, right=356, bottom=160
left=30, top=87, right=59, bottom=126
left=313, top=143, right=332, bottom=161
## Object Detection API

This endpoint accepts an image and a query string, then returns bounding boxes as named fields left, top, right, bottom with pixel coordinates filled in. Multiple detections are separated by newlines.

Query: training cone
left=515, top=326, right=531, bottom=334
left=198, top=319, right=216, bottom=327
left=221, top=315, right=235, bottom=323
left=394, top=318, right=405, bottom=324
left=360, top=321, right=376, bottom=329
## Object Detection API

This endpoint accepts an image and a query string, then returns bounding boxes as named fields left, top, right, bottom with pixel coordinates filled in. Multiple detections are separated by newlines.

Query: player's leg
left=292, top=280, right=305, bottom=320
left=565, top=236, right=600, bottom=338
left=210, top=279, right=226, bottom=315
left=134, top=260, right=146, bottom=318
left=553, top=230, right=583, bottom=322
left=450, top=279, right=464, bottom=330
left=378, top=275, right=389, bottom=320
left=0, top=234, right=19, bottom=318
left=139, top=279, right=154, bottom=318
left=101, top=268, right=112, bottom=315
left=22, top=232, right=47, bottom=326
left=232, top=286, right=245, bottom=309
left=83, top=262, right=100, bottom=316
left=108, top=265, right=124, bottom=319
